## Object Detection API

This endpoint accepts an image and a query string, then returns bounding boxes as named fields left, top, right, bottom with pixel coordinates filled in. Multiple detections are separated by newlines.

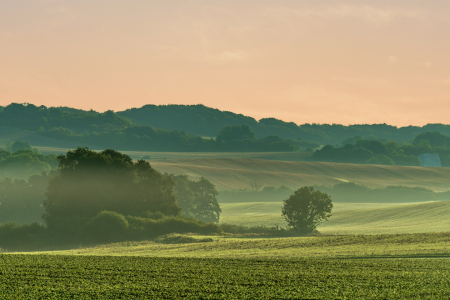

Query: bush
left=45, top=215, right=91, bottom=245
left=219, top=223, right=289, bottom=236
left=0, top=222, right=47, bottom=252
left=126, top=215, right=222, bottom=240
left=366, top=154, right=395, bottom=165
left=143, top=211, right=166, bottom=220
left=82, top=211, right=129, bottom=245
left=154, top=233, right=214, bottom=244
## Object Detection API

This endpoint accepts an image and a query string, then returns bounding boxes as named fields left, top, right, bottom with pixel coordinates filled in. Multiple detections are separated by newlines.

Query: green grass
left=2, top=254, right=450, bottom=299
left=151, top=158, right=450, bottom=191
left=220, top=201, right=450, bottom=235
left=23, top=231, right=450, bottom=259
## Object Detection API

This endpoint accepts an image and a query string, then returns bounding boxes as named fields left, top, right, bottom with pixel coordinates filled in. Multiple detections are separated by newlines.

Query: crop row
left=1, top=255, right=450, bottom=299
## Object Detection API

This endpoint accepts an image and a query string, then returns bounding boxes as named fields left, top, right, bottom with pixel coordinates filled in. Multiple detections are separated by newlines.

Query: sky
left=1, top=0, right=450, bottom=126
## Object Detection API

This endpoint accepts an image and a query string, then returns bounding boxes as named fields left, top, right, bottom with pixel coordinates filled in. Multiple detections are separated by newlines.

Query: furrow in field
left=151, top=158, right=450, bottom=191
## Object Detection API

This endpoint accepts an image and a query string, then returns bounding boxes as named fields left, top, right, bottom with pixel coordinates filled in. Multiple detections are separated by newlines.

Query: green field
left=3, top=255, right=450, bottom=299
left=220, top=201, right=450, bottom=235
left=151, top=158, right=450, bottom=191
left=26, top=231, right=449, bottom=259
left=3, top=151, right=450, bottom=297
left=7, top=201, right=450, bottom=298
left=31, top=150, right=450, bottom=192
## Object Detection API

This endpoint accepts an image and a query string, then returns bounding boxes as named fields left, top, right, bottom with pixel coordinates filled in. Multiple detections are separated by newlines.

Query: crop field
left=2, top=255, right=450, bottom=299
left=151, top=158, right=450, bottom=191
left=26, top=231, right=450, bottom=259
left=220, top=201, right=450, bottom=235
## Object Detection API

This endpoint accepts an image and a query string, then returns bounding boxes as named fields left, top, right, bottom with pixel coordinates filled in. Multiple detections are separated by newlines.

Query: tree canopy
left=7, top=103, right=450, bottom=152
left=173, top=175, right=221, bottom=223
left=0, top=148, right=57, bottom=180
left=282, top=186, right=333, bottom=234
left=43, top=147, right=180, bottom=228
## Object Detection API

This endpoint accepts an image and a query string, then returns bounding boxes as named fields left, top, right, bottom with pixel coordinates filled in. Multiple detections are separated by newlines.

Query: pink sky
left=1, top=1, right=450, bottom=126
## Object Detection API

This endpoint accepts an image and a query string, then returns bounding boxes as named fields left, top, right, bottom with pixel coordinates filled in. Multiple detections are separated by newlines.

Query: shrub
left=220, top=223, right=288, bottom=236
left=154, top=233, right=214, bottom=244
left=82, top=211, right=129, bottom=245
left=126, top=215, right=222, bottom=240
left=0, top=222, right=47, bottom=251
left=143, top=211, right=166, bottom=220
left=366, top=154, right=395, bottom=165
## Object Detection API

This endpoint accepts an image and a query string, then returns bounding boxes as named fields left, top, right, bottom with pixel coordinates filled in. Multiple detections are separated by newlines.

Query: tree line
left=311, top=133, right=450, bottom=167
left=38, top=124, right=300, bottom=152
left=0, top=147, right=338, bottom=251
left=0, top=148, right=223, bottom=250
left=5, top=103, right=450, bottom=151
left=117, top=104, right=450, bottom=144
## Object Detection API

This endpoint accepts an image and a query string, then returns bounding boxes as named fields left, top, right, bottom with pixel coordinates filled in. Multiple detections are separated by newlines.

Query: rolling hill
left=220, top=201, right=450, bottom=235
left=151, top=158, right=450, bottom=191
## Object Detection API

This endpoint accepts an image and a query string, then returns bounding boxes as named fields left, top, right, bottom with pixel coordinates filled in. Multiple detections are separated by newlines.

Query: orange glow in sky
left=1, top=1, right=450, bottom=126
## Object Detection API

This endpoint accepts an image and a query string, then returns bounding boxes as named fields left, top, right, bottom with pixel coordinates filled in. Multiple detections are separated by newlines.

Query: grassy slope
left=151, top=158, right=450, bottom=191
left=26, top=201, right=450, bottom=258
left=220, top=201, right=450, bottom=235
left=30, top=231, right=450, bottom=259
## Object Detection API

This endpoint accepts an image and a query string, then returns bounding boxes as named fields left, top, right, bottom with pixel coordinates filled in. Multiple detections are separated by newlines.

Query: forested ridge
left=2, top=103, right=450, bottom=152
left=117, top=104, right=450, bottom=144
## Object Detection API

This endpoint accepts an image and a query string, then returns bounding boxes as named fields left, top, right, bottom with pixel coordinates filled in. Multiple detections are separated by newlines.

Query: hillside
left=118, top=104, right=450, bottom=144
left=220, top=201, right=450, bottom=235
left=0, top=127, right=82, bottom=149
left=5, top=103, right=450, bottom=150
left=151, top=158, right=450, bottom=191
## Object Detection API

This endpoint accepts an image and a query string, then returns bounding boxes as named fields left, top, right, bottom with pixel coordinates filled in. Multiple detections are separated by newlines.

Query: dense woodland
left=312, top=132, right=450, bottom=167
left=0, top=141, right=57, bottom=179
left=4, top=103, right=450, bottom=152
left=0, top=104, right=301, bottom=152
left=0, top=148, right=223, bottom=250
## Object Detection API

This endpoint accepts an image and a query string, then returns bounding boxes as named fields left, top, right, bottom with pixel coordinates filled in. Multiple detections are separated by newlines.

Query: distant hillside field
left=220, top=201, right=450, bottom=235
left=151, top=158, right=450, bottom=191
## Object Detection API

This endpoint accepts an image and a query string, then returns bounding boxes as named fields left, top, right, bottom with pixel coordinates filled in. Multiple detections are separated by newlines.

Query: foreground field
left=220, top=201, right=450, bottom=235
left=2, top=255, right=450, bottom=299
left=151, top=158, right=450, bottom=191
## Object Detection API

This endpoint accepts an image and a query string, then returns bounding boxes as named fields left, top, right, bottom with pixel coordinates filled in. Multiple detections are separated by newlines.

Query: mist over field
left=2, top=1, right=450, bottom=298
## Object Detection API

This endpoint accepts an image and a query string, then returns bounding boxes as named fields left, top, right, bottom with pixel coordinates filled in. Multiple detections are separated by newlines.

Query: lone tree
left=281, top=186, right=332, bottom=234
left=43, top=147, right=180, bottom=229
